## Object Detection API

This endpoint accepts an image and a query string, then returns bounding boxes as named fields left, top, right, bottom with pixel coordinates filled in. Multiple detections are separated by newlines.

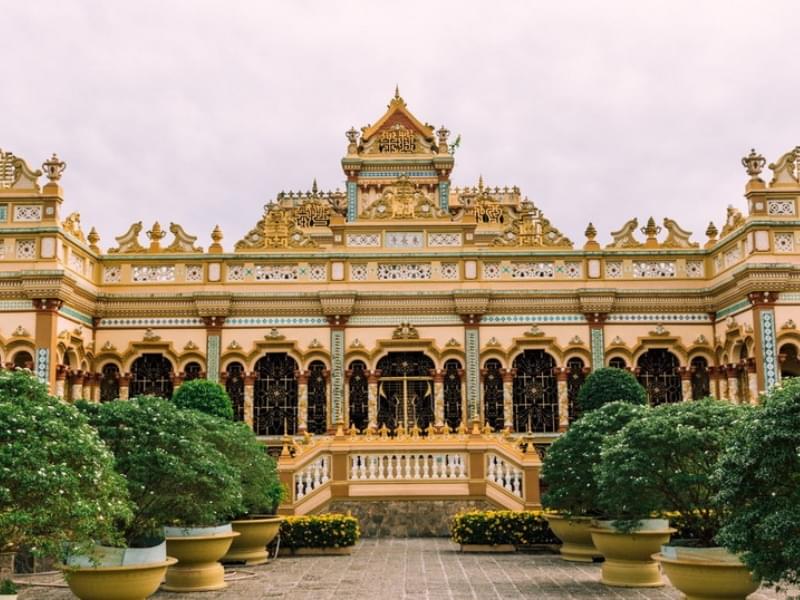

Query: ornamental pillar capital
left=326, top=314, right=349, bottom=329
left=584, top=312, right=608, bottom=326
left=748, top=291, right=779, bottom=308
left=459, top=313, right=482, bottom=326
left=202, top=316, right=226, bottom=329
left=33, top=298, right=63, bottom=312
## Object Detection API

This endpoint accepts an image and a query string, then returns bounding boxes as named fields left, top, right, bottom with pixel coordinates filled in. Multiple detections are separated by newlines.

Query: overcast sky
left=2, top=1, right=798, bottom=249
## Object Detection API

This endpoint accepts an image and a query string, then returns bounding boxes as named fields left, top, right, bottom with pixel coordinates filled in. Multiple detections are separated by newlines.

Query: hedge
left=279, top=514, right=360, bottom=549
left=450, top=510, right=559, bottom=546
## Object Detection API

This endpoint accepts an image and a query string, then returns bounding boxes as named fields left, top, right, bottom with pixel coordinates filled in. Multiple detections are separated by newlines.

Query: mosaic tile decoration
left=760, top=309, right=779, bottom=389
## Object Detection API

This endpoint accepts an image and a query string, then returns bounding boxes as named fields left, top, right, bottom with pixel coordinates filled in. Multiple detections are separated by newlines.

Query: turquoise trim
left=607, top=314, right=711, bottom=323
left=227, top=316, right=328, bottom=327
left=331, top=329, right=345, bottom=424
left=591, top=328, right=604, bottom=371
left=349, top=315, right=461, bottom=326
left=207, top=335, right=220, bottom=383
left=438, top=181, right=450, bottom=212
left=35, top=348, right=49, bottom=383
left=60, top=305, right=93, bottom=326
left=358, top=170, right=437, bottom=178
left=346, top=181, right=358, bottom=222
left=465, top=328, right=480, bottom=421
left=97, top=317, right=204, bottom=328
left=0, top=300, right=33, bottom=311
left=715, top=299, right=751, bottom=320
left=482, top=314, right=586, bottom=324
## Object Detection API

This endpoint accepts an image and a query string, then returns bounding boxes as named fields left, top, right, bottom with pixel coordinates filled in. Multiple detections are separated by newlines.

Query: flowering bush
left=0, top=370, right=132, bottom=559
left=279, top=514, right=360, bottom=549
left=171, top=379, right=233, bottom=420
left=577, top=367, right=647, bottom=413
left=78, top=396, right=242, bottom=542
left=715, top=377, right=800, bottom=586
left=541, top=401, right=648, bottom=517
left=450, top=510, right=558, bottom=546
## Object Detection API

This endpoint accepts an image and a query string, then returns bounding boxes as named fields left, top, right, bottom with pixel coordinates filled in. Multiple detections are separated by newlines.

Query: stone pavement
left=16, top=537, right=787, bottom=599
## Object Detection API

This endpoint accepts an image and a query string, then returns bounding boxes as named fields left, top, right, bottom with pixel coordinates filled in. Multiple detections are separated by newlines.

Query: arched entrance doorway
left=637, top=349, right=681, bottom=405
left=254, top=353, right=298, bottom=435
left=376, top=352, right=434, bottom=432
left=512, top=350, right=558, bottom=432
left=129, top=353, right=173, bottom=399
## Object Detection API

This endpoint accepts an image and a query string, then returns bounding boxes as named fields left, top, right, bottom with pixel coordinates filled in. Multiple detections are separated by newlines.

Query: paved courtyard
left=16, top=537, right=788, bottom=599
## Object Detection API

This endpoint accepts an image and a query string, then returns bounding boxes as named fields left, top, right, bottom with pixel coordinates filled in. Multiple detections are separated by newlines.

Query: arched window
left=183, top=362, right=203, bottom=381
left=566, top=357, right=586, bottom=422
left=130, top=354, right=174, bottom=399
left=100, top=363, right=120, bottom=403
left=637, top=349, right=681, bottom=405
left=225, top=362, right=245, bottom=422
left=609, top=357, right=627, bottom=369
left=512, top=350, right=558, bottom=433
left=780, top=344, right=800, bottom=378
left=443, top=359, right=463, bottom=430
left=690, top=357, right=711, bottom=400
left=12, top=350, right=32, bottom=369
left=348, top=361, right=369, bottom=432
left=483, top=359, right=504, bottom=431
left=307, top=361, right=327, bottom=435
left=376, top=352, right=435, bottom=432
left=254, top=353, right=298, bottom=435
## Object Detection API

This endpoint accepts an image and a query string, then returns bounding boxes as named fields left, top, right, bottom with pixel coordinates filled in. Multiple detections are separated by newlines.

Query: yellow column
left=432, top=368, right=445, bottom=427
left=296, top=370, right=308, bottom=433
left=33, top=298, right=61, bottom=390
left=726, top=365, right=739, bottom=403
left=679, top=367, right=692, bottom=401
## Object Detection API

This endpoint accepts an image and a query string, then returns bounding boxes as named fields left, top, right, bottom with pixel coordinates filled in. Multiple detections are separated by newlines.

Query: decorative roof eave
left=360, top=94, right=435, bottom=142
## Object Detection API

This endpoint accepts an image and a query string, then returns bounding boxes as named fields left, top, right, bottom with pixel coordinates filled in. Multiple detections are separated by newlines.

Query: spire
left=394, top=84, right=400, bottom=100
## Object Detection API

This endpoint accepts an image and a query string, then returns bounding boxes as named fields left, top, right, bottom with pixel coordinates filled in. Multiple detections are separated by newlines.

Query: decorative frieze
left=102, top=266, right=121, bottom=283
left=774, top=232, right=794, bottom=253
left=767, top=199, right=795, bottom=216
left=511, top=262, right=554, bottom=279
left=226, top=316, right=329, bottom=326
left=606, top=313, right=711, bottom=323
left=14, top=205, right=42, bottom=222
left=227, top=264, right=246, bottom=281
left=132, top=265, right=175, bottom=282
left=760, top=310, right=779, bottom=389
left=15, top=239, right=36, bottom=259
left=605, top=261, right=622, bottom=278
left=440, top=263, right=459, bottom=279
left=348, top=315, right=462, bottom=326
left=309, top=264, right=327, bottom=281
left=427, top=232, right=462, bottom=247
left=350, top=264, right=368, bottom=281
left=346, top=233, right=380, bottom=247
left=385, top=231, right=423, bottom=248
left=564, top=262, right=582, bottom=278
left=483, top=262, right=501, bottom=279
left=185, top=264, right=203, bottom=281
left=633, top=261, right=676, bottom=278
left=376, top=263, right=431, bottom=280
left=96, top=317, right=204, bottom=328
left=686, top=260, right=704, bottom=278
left=255, top=264, right=298, bottom=281
left=482, top=314, right=586, bottom=324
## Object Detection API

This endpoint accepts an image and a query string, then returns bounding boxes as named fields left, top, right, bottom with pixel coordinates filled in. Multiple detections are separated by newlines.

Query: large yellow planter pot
left=163, top=529, right=239, bottom=592
left=654, top=550, right=760, bottom=600
left=224, top=516, right=284, bottom=566
left=63, top=558, right=177, bottom=600
left=545, top=514, right=603, bottom=562
left=590, top=520, right=675, bottom=588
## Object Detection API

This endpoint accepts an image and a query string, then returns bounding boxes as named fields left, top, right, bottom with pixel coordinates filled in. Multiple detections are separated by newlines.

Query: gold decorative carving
left=377, top=123, right=418, bottom=154
left=143, top=328, right=161, bottom=342
left=265, top=328, right=285, bottom=340
left=607, top=218, right=642, bottom=248
left=295, top=197, right=331, bottom=228
left=146, top=222, right=167, bottom=252
left=209, top=225, right=224, bottom=253
left=42, top=153, right=66, bottom=182
left=108, top=222, right=146, bottom=254
left=523, top=325, right=545, bottom=337
left=236, top=204, right=317, bottom=250
left=360, top=177, right=446, bottom=220
left=694, top=334, right=709, bottom=345
left=781, top=319, right=797, bottom=330
left=445, top=338, right=461, bottom=347
left=227, top=340, right=242, bottom=350
left=720, top=206, right=745, bottom=238
left=166, top=223, right=202, bottom=253
left=485, top=337, right=501, bottom=347
left=62, top=212, right=86, bottom=242
left=101, top=341, right=117, bottom=352
left=649, top=323, right=670, bottom=336
left=0, top=149, right=42, bottom=191
left=744, top=323, right=753, bottom=334
left=662, top=218, right=698, bottom=248
left=184, top=340, right=199, bottom=351
left=768, top=147, right=799, bottom=186
left=392, top=322, right=419, bottom=340
left=11, top=325, right=29, bottom=337
left=349, top=338, right=364, bottom=349
left=610, top=335, right=626, bottom=346
left=87, top=227, right=101, bottom=253
left=568, top=335, right=583, bottom=345
left=742, top=148, right=766, bottom=182
left=308, top=338, right=323, bottom=349
left=493, top=201, right=572, bottom=248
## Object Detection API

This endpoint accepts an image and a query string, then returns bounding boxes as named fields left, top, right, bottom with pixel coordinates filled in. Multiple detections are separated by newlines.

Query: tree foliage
left=541, top=401, right=648, bottom=517
left=596, top=399, right=749, bottom=542
left=171, top=379, right=233, bottom=420
left=576, top=367, right=647, bottom=413
left=715, top=378, right=800, bottom=586
left=0, top=370, right=132, bottom=558
left=78, top=396, right=242, bottom=542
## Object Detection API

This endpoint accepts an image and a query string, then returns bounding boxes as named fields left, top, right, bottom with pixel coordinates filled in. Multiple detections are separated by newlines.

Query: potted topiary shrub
left=597, top=398, right=758, bottom=595
left=0, top=370, right=170, bottom=600
left=541, top=400, right=647, bottom=563
left=576, top=367, right=647, bottom=414
left=715, top=377, right=800, bottom=593
left=171, top=379, right=234, bottom=420
left=0, top=579, right=17, bottom=600
left=80, top=396, right=243, bottom=593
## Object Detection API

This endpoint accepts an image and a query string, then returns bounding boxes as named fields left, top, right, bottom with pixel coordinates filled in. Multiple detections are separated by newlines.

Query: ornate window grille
left=609, top=357, right=627, bottom=369
left=512, top=350, right=558, bottom=433
left=183, top=361, right=203, bottom=381
left=348, top=361, right=369, bottom=432
left=636, top=349, right=682, bottom=405
left=129, top=353, right=173, bottom=399
left=12, top=350, right=33, bottom=369
left=100, top=363, right=120, bottom=403
left=254, top=353, right=298, bottom=435
left=690, top=357, right=710, bottom=400
left=566, top=357, right=586, bottom=422
left=307, top=360, right=327, bottom=434
left=376, top=352, right=435, bottom=432
left=443, top=359, right=463, bottom=430
left=225, top=362, right=245, bottom=421
left=483, top=359, right=504, bottom=431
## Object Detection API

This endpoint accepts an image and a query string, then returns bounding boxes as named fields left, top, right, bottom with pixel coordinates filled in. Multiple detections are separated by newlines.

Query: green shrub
left=0, top=370, right=132, bottom=559
left=450, top=510, right=558, bottom=546
left=715, top=377, right=800, bottom=586
left=577, top=367, right=647, bottom=413
left=171, top=379, right=233, bottom=420
left=596, top=399, right=749, bottom=541
left=279, top=514, right=360, bottom=549
left=193, top=413, right=286, bottom=517
left=79, top=396, right=242, bottom=542
left=541, top=401, right=648, bottom=517
left=0, top=579, right=17, bottom=594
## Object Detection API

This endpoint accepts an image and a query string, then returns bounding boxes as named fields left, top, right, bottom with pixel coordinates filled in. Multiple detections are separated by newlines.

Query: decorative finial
left=209, top=224, right=223, bottom=253
left=87, top=227, right=101, bottom=253
left=394, top=84, right=400, bottom=99
left=478, top=175, right=484, bottom=193
left=42, top=153, right=66, bottom=183
left=741, top=148, right=766, bottom=181
left=705, top=221, right=718, bottom=239
left=312, top=178, right=318, bottom=194
left=585, top=222, right=597, bottom=241
left=345, top=127, right=359, bottom=144
left=436, top=125, right=450, bottom=153
left=640, top=216, right=661, bottom=248
left=146, top=221, right=166, bottom=252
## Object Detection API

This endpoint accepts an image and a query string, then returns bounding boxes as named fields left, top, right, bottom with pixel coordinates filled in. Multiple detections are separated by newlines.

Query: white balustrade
left=486, top=453, right=523, bottom=498
left=294, top=454, right=331, bottom=500
left=348, top=453, right=468, bottom=481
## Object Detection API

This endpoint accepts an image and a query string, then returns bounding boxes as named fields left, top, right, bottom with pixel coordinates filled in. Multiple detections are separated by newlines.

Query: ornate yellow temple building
left=1, top=92, right=799, bottom=449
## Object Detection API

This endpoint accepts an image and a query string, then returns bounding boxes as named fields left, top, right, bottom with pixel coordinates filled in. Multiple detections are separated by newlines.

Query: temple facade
left=1, top=93, right=799, bottom=445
